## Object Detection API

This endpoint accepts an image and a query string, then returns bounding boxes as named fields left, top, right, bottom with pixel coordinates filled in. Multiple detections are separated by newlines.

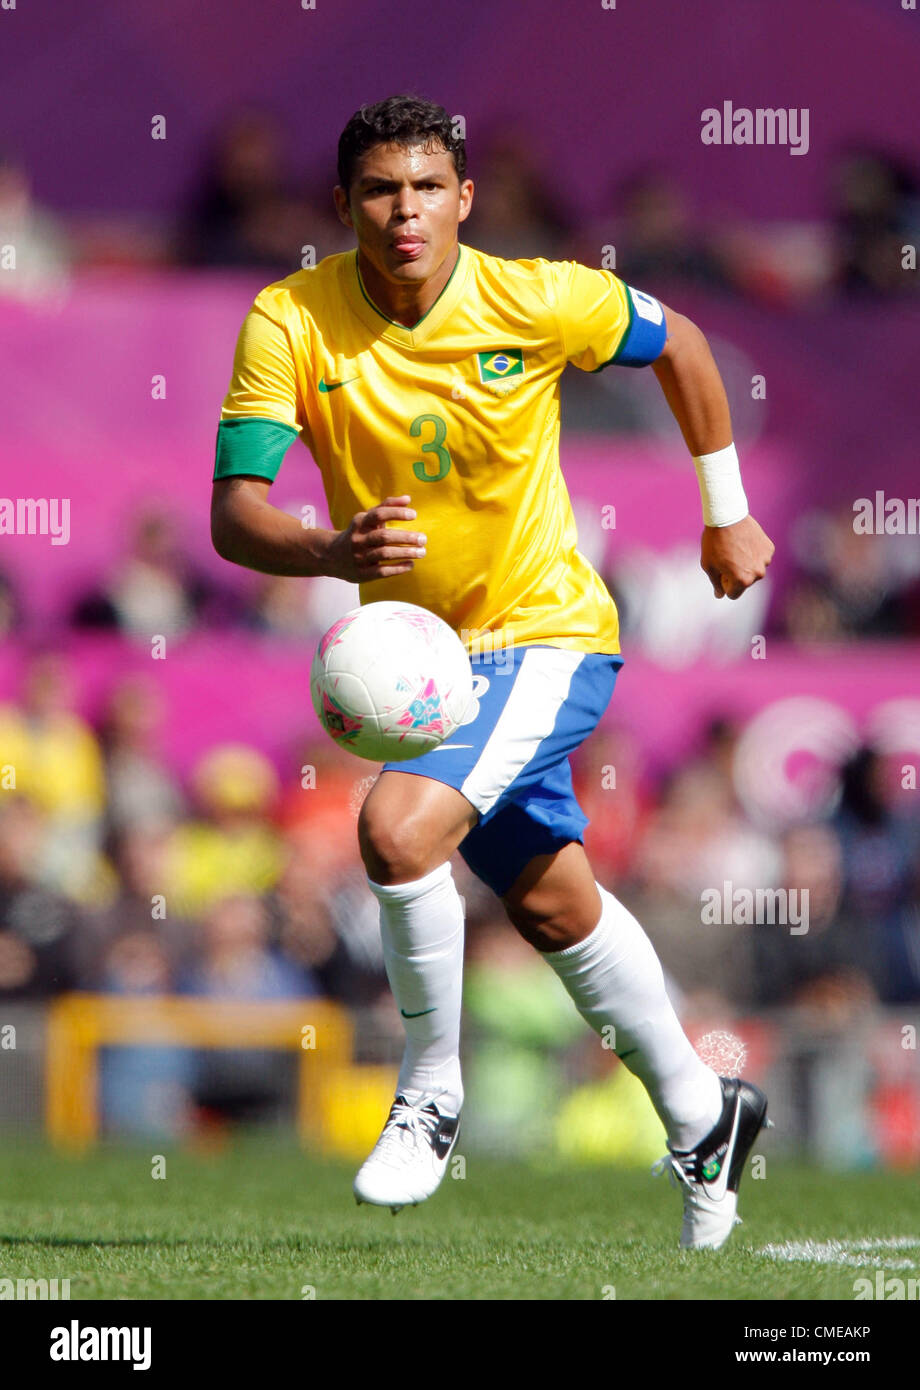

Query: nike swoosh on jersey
left=318, top=376, right=360, bottom=392
left=707, top=1097, right=743, bottom=1202
left=400, top=1007, right=436, bottom=1019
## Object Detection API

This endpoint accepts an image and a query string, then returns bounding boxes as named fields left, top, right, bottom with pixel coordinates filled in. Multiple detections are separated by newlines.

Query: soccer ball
left=310, top=601, right=474, bottom=762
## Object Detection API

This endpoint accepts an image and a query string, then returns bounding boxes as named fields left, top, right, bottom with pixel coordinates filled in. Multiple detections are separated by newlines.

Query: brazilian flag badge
left=476, top=348, right=525, bottom=396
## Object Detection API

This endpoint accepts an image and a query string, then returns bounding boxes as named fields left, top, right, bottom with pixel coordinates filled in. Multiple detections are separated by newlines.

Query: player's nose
left=392, top=187, right=420, bottom=220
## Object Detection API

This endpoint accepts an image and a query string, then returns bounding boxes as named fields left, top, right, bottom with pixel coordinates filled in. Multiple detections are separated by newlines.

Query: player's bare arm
left=210, top=478, right=426, bottom=580
left=653, top=304, right=775, bottom=600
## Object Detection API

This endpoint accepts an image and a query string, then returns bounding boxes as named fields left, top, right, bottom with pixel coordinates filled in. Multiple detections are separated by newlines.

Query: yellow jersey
left=214, top=245, right=667, bottom=655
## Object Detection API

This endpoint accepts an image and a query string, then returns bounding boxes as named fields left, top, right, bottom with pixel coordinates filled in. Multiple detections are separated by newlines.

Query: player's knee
left=503, top=896, right=583, bottom=951
left=358, top=799, right=435, bottom=884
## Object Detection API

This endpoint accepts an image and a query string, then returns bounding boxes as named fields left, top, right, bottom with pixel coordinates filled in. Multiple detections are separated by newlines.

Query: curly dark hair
left=337, top=94, right=466, bottom=192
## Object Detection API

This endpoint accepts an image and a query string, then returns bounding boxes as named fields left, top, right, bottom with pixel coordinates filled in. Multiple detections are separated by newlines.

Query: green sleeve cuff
left=213, top=418, right=299, bottom=482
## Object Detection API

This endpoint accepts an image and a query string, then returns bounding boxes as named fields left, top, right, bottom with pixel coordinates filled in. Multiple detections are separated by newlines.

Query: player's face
left=335, top=142, right=473, bottom=286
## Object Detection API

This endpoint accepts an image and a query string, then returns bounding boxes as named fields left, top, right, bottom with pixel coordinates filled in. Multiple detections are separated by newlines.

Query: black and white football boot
left=353, top=1092, right=461, bottom=1214
left=653, top=1076, right=773, bottom=1250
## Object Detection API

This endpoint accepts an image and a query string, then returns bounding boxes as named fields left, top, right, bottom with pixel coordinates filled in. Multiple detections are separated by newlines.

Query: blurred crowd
left=4, top=492, right=920, bottom=655
left=2, top=109, right=919, bottom=307
left=781, top=508, right=920, bottom=644
left=2, top=106, right=919, bottom=1157
left=608, top=503, right=920, bottom=653
left=1, top=638, right=918, bottom=1143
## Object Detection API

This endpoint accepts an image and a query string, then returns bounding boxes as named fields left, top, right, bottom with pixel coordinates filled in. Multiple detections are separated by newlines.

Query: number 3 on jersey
left=410, top=413, right=452, bottom=482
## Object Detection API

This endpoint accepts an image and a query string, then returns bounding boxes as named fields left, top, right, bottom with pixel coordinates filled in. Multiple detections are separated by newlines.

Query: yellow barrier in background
left=44, top=993, right=380, bottom=1153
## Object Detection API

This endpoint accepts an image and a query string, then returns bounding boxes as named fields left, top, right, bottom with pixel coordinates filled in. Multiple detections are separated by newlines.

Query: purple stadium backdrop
left=2, top=0, right=917, bottom=223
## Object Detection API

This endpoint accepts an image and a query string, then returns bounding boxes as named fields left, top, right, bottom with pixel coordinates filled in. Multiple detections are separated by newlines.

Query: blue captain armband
left=213, top=417, right=299, bottom=483
left=608, top=285, right=668, bottom=368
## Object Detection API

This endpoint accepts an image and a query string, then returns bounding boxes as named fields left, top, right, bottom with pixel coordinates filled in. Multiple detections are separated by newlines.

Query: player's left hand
left=701, top=515, right=774, bottom=599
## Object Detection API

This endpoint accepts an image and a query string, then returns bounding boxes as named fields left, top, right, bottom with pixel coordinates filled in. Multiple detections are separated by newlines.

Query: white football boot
left=653, top=1076, right=773, bottom=1250
left=353, top=1091, right=461, bottom=1214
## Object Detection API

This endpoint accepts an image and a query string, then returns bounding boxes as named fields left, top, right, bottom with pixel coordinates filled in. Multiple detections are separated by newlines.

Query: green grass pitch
left=1, top=1135, right=918, bottom=1300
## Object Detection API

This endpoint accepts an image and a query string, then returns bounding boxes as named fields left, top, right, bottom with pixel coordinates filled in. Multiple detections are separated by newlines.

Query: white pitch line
left=760, top=1238, right=920, bottom=1270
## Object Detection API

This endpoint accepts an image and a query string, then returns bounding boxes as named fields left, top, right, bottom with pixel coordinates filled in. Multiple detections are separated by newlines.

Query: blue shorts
left=382, top=644, right=623, bottom=898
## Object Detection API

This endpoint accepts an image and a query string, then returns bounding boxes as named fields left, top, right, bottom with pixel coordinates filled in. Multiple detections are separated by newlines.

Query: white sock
left=543, top=883, right=723, bottom=1151
left=367, top=861, right=464, bottom=1112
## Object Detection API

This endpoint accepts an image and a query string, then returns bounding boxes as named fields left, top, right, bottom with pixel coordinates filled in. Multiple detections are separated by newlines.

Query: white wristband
left=693, top=442, right=749, bottom=528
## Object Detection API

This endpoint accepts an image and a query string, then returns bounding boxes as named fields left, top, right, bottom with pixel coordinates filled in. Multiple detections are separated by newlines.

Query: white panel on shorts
left=459, top=647, right=585, bottom=815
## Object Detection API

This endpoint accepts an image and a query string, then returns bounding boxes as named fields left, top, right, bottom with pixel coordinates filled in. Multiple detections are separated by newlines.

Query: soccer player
left=210, top=95, right=775, bottom=1250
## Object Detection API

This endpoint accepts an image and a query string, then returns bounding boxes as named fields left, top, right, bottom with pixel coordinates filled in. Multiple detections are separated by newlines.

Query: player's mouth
left=391, top=235, right=426, bottom=261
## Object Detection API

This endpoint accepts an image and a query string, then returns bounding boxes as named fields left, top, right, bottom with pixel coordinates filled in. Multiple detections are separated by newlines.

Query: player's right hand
left=326, top=495, right=427, bottom=582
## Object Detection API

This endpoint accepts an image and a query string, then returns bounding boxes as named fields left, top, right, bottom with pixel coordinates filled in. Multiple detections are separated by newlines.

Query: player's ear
left=457, top=178, right=474, bottom=224
left=333, top=185, right=354, bottom=229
